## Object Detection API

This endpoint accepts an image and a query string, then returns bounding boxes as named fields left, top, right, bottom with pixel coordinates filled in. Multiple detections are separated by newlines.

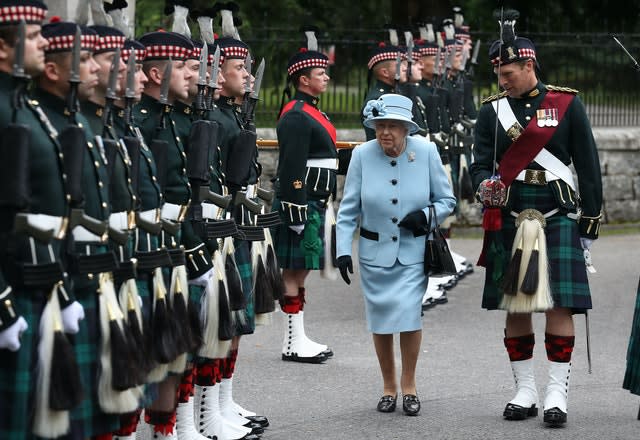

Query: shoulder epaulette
left=546, top=85, right=579, bottom=94
left=481, top=91, right=508, bottom=104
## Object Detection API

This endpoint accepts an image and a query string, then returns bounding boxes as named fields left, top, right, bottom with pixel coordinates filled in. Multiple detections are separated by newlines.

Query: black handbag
left=424, top=206, right=457, bottom=276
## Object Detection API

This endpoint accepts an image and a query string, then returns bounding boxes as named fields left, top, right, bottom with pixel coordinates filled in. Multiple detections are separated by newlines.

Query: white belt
left=72, top=225, right=104, bottom=243
left=161, top=202, right=188, bottom=222
left=139, top=208, right=160, bottom=223
left=306, top=158, right=338, bottom=170
left=202, top=202, right=223, bottom=220
left=514, top=169, right=561, bottom=183
left=109, top=211, right=135, bottom=231
left=246, top=184, right=256, bottom=199
left=23, top=213, right=66, bottom=237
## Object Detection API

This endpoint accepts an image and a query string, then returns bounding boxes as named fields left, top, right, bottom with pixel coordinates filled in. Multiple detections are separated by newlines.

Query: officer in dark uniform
left=399, top=32, right=428, bottom=137
left=362, top=38, right=402, bottom=140
left=0, top=2, right=82, bottom=439
left=137, top=30, right=196, bottom=438
left=470, top=11, right=602, bottom=426
left=35, top=20, right=126, bottom=438
left=273, top=30, right=337, bottom=364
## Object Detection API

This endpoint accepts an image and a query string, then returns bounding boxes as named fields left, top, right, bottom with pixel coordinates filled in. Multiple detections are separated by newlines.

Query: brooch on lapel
left=408, top=151, right=415, bottom=162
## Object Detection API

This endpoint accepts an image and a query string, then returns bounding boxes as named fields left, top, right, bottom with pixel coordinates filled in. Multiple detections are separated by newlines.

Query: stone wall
left=257, top=127, right=640, bottom=225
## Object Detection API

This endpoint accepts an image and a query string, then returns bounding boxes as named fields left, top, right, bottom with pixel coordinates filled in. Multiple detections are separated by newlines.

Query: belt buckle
left=127, top=211, right=136, bottom=230
left=177, top=204, right=189, bottom=222
left=524, top=169, right=546, bottom=185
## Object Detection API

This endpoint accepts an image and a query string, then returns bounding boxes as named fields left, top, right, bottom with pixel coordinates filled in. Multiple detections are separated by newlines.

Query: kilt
left=623, top=277, right=640, bottom=396
left=0, top=287, right=46, bottom=440
left=234, top=239, right=255, bottom=335
left=69, top=277, right=119, bottom=438
left=481, top=182, right=592, bottom=313
left=272, top=199, right=327, bottom=270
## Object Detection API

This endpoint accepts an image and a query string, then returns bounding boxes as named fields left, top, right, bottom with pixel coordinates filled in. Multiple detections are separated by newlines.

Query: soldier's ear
left=147, top=65, right=163, bottom=86
left=42, top=61, right=61, bottom=82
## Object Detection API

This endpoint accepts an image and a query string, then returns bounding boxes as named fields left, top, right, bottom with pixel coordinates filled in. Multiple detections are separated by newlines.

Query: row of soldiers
left=0, top=0, right=311, bottom=439
left=361, top=8, right=479, bottom=308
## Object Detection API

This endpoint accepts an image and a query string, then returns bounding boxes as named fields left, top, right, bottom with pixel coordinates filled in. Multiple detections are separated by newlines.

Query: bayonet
left=394, top=52, right=402, bottom=93
left=613, top=36, right=640, bottom=72
left=124, top=50, right=137, bottom=125
left=405, top=31, right=414, bottom=83
left=206, top=46, right=221, bottom=110
left=159, top=58, right=172, bottom=105
left=195, top=43, right=208, bottom=112
left=102, top=46, right=121, bottom=131
left=12, top=19, right=27, bottom=80
left=470, top=39, right=481, bottom=65
left=250, top=58, right=265, bottom=101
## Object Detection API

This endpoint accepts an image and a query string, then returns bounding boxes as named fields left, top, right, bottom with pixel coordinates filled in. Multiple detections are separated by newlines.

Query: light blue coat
left=336, top=136, right=456, bottom=267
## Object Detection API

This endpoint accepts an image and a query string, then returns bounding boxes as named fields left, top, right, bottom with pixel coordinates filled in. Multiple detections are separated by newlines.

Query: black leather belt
left=360, top=227, right=379, bottom=241
left=16, top=261, right=65, bottom=288
left=255, top=211, right=282, bottom=228
left=167, top=248, right=186, bottom=267
left=69, top=251, right=118, bottom=275
left=135, top=249, right=171, bottom=272
left=237, top=225, right=265, bottom=241
left=113, top=260, right=137, bottom=287
left=205, top=219, right=238, bottom=239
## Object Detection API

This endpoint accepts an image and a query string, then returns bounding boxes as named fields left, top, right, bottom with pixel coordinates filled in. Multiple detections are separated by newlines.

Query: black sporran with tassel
left=424, top=206, right=457, bottom=277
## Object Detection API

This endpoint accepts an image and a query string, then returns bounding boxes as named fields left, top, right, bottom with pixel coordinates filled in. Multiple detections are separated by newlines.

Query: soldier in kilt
left=623, top=279, right=640, bottom=419
left=272, top=29, right=337, bottom=364
left=469, top=10, right=602, bottom=427
left=0, top=2, right=90, bottom=438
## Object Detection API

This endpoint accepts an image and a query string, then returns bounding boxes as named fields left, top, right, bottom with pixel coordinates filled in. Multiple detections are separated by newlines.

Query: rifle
left=194, top=43, right=208, bottom=116
left=240, top=52, right=253, bottom=126
left=465, top=39, right=481, bottom=78
left=243, top=58, right=264, bottom=133
left=393, top=52, right=402, bottom=93
left=206, top=45, right=221, bottom=111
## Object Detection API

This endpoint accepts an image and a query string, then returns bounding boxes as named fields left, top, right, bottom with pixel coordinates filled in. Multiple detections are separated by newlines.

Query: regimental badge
left=506, top=122, right=523, bottom=141
left=537, top=108, right=559, bottom=127
left=293, top=180, right=303, bottom=189
left=506, top=46, right=517, bottom=60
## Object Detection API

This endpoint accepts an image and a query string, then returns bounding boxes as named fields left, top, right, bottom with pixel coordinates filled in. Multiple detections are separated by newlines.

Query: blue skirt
left=360, top=261, right=427, bottom=334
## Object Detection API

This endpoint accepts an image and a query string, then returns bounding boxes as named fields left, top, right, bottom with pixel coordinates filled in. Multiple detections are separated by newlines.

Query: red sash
left=280, top=100, right=337, bottom=145
left=497, top=91, right=574, bottom=186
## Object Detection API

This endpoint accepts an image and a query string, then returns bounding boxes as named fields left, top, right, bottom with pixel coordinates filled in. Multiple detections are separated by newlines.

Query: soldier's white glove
left=580, top=238, right=593, bottom=250
left=0, top=316, right=28, bottom=351
left=289, top=225, right=305, bottom=235
left=188, top=268, right=215, bottom=287
left=61, top=301, right=85, bottom=334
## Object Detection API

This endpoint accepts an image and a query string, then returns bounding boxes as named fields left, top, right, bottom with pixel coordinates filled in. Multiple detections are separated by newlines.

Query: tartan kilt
left=233, top=239, right=255, bottom=335
left=0, top=287, right=46, bottom=440
left=623, top=277, right=640, bottom=395
left=272, top=198, right=327, bottom=270
left=69, top=277, right=119, bottom=438
left=481, top=183, right=592, bottom=313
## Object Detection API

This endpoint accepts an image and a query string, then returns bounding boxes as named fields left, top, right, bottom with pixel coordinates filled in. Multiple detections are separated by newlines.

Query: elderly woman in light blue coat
left=336, top=94, right=456, bottom=416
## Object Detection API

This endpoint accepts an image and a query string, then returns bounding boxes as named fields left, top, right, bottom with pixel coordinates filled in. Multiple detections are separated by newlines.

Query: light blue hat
left=362, top=94, right=420, bottom=134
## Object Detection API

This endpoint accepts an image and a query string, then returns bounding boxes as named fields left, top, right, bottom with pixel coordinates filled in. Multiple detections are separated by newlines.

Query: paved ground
left=230, top=233, right=640, bottom=440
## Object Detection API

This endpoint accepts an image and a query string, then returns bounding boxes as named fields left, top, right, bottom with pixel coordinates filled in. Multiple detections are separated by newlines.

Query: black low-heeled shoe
left=377, top=394, right=397, bottom=413
left=543, top=407, right=567, bottom=426
left=402, top=394, right=421, bottom=416
left=503, top=402, right=538, bottom=420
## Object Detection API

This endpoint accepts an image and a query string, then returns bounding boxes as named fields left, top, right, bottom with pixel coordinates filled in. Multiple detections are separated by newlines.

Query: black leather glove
left=336, top=255, right=353, bottom=285
left=398, top=210, right=428, bottom=236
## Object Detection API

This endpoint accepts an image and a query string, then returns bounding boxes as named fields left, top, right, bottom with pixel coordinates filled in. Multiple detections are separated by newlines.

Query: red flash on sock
left=504, top=334, right=535, bottom=361
left=545, top=333, right=575, bottom=363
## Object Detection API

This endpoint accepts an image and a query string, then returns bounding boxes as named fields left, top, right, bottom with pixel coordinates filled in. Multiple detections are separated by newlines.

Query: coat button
left=390, top=160, right=397, bottom=166
left=391, top=198, right=398, bottom=204
left=392, top=236, right=398, bottom=242
left=391, top=179, right=397, bottom=185
left=392, top=217, right=398, bottom=223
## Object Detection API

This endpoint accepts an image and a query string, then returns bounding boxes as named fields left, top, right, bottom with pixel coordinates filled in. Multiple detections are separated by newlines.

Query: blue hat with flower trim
left=362, top=93, right=419, bottom=134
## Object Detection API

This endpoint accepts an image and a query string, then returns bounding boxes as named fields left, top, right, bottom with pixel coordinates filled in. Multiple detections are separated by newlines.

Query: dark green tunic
left=274, top=91, right=337, bottom=270
left=0, top=72, right=70, bottom=440
left=470, top=82, right=602, bottom=312
left=34, top=88, right=118, bottom=438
